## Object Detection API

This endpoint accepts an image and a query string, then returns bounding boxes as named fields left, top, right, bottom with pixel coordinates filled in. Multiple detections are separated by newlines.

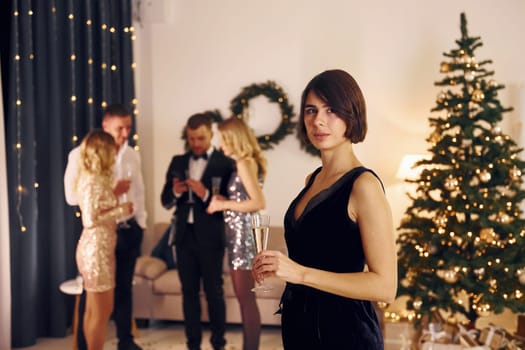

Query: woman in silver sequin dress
left=207, top=117, right=267, bottom=350
left=74, top=130, right=133, bottom=350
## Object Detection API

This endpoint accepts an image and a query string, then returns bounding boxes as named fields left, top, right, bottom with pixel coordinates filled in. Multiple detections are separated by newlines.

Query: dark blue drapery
left=1, top=1, right=137, bottom=347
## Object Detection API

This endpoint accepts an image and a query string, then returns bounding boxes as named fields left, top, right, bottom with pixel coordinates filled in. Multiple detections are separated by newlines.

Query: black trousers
left=77, top=218, right=143, bottom=350
left=175, top=224, right=226, bottom=350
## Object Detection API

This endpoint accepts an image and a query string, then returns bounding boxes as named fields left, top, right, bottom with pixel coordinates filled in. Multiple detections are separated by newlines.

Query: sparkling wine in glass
left=185, top=169, right=194, bottom=204
left=118, top=163, right=133, bottom=203
left=211, top=177, right=221, bottom=196
left=117, top=162, right=132, bottom=228
left=251, top=213, right=272, bottom=292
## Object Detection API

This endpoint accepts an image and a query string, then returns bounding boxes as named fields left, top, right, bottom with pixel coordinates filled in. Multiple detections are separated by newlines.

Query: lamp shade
left=396, top=154, right=428, bottom=180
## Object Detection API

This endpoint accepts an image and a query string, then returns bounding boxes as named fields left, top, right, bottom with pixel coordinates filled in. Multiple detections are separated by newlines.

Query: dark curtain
left=2, top=1, right=137, bottom=347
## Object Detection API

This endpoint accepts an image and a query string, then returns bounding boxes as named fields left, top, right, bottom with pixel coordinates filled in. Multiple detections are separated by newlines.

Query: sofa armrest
left=135, top=256, right=168, bottom=280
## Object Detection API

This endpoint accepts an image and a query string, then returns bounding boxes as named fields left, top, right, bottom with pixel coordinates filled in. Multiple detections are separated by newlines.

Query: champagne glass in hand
left=185, top=169, right=194, bottom=204
left=117, top=163, right=132, bottom=228
left=251, top=213, right=272, bottom=292
left=118, top=163, right=133, bottom=203
left=211, top=177, right=221, bottom=196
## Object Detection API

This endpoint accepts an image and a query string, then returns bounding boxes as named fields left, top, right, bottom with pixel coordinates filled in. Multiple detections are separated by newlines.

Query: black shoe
left=118, top=340, right=142, bottom=350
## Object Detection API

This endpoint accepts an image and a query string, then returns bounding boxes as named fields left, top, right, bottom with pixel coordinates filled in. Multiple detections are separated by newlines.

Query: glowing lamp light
left=396, top=154, right=429, bottom=181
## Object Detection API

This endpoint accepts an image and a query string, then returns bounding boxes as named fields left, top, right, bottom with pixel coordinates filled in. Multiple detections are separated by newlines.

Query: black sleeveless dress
left=280, top=166, right=384, bottom=349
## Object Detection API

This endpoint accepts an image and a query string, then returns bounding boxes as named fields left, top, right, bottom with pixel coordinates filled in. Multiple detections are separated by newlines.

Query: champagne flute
left=211, top=177, right=221, bottom=196
left=185, top=169, right=194, bottom=204
left=119, top=163, right=133, bottom=203
left=117, top=162, right=132, bottom=228
left=251, top=213, right=272, bottom=292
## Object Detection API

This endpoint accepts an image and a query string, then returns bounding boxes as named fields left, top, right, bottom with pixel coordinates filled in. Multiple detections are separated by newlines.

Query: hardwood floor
left=14, top=320, right=412, bottom=349
left=18, top=321, right=284, bottom=350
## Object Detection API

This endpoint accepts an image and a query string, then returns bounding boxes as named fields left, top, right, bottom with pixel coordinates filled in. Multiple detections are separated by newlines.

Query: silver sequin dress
left=223, top=171, right=262, bottom=270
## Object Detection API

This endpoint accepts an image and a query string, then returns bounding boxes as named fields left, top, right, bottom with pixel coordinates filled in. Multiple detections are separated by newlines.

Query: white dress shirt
left=63, top=141, right=147, bottom=229
left=185, top=147, right=213, bottom=223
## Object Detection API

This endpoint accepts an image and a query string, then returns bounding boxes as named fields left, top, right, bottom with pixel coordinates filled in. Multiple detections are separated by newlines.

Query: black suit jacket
left=160, top=149, right=235, bottom=248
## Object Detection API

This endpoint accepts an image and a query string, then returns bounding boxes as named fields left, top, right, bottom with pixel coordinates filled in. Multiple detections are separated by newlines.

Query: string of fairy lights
left=11, top=2, right=140, bottom=232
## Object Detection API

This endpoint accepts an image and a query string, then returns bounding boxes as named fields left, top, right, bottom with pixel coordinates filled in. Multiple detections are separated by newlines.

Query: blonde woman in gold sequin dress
left=207, top=117, right=267, bottom=350
left=74, top=130, right=133, bottom=350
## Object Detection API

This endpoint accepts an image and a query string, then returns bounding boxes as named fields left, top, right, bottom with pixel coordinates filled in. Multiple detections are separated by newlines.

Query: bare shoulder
left=236, top=157, right=257, bottom=174
left=353, top=170, right=384, bottom=197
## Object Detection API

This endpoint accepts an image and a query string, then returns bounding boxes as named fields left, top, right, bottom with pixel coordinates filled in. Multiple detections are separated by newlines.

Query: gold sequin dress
left=75, top=174, right=127, bottom=292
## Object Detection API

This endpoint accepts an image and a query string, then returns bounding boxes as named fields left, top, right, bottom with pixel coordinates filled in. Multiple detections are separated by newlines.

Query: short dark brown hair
left=186, top=113, right=213, bottom=130
left=103, top=103, right=131, bottom=119
left=297, top=69, right=367, bottom=145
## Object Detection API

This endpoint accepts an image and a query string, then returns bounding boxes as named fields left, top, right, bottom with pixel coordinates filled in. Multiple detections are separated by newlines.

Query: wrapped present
left=420, top=343, right=463, bottom=350
left=517, top=315, right=525, bottom=338
left=420, top=342, right=463, bottom=350
left=419, top=322, right=454, bottom=349
left=505, top=333, right=525, bottom=350
left=458, top=324, right=481, bottom=347
left=444, top=317, right=460, bottom=342
left=479, top=324, right=508, bottom=350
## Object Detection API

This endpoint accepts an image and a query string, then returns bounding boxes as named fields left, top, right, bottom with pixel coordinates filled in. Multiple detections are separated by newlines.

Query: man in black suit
left=161, top=113, right=234, bottom=350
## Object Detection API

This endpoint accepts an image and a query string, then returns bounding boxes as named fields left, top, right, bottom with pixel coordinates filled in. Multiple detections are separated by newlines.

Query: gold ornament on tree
left=471, top=89, right=485, bottom=102
left=440, top=62, right=450, bottom=73
left=510, top=166, right=522, bottom=181
left=479, top=228, right=498, bottom=244
left=444, top=176, right=459, bottom=191
left=473, top=267, right=485, bottom=278
left=479, top=169, right=492, bottom=183
left=465, top=71, right=476, bottom=82
left=412, top=298, right=423, bottom=310
left=517, top=269, right=525, bottom=285
left=437, top=269, right=459, bottom=283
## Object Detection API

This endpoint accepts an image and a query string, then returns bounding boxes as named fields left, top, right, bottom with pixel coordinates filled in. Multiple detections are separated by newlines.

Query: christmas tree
left=396, top=13, right=525, bottom=327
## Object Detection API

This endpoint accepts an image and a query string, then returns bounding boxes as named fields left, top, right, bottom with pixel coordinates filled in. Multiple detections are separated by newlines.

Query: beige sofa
left=132, top=223, right=287, bottom=326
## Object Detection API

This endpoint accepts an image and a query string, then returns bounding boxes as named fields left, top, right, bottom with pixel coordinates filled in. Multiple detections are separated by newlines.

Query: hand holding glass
left=117, top=163, right=132, bottom=227
left=251, top=214, right=272, bottom=292
left=212, top=177, right=221, bottom=196
left=118, top=163, right=132, bottom=203
left=185, top=170, right=194, bottom=204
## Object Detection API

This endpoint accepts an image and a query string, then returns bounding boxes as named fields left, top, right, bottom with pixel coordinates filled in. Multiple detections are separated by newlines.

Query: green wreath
left=229, top=81, right=296, bottom=150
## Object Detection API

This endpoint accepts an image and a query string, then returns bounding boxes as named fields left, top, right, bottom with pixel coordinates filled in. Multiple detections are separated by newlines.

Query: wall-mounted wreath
left=180, top=81, right=323, bottom=157
left=229, top=81, right=296, bottom=150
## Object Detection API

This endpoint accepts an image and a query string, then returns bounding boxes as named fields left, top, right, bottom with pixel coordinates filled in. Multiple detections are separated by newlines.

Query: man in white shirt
left=64, top=104, right=147, bottom=350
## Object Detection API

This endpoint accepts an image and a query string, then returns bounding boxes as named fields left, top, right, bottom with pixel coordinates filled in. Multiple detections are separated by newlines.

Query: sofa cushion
left=153, top=269, right=180, bottom=294
left=135, top=256, right=167, bottom=280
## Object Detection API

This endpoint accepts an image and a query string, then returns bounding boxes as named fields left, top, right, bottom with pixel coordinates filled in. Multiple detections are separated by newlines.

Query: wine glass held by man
left=160, top=113, right=235, bottom=350
left=251, top=69, right=397, bottom=349
left=206, top=116, right=267, bottom=350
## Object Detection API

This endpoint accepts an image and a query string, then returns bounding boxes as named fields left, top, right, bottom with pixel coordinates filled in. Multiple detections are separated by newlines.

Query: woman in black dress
left=252, top=69, right=397, bottom=349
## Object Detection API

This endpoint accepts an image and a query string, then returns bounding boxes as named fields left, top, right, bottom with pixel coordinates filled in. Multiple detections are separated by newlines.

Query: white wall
left=132, top=0, right=525, bottom=251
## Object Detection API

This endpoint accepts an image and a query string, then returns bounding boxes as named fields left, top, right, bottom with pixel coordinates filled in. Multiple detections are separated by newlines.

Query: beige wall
left=132, top=0, right=525, bottom=251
